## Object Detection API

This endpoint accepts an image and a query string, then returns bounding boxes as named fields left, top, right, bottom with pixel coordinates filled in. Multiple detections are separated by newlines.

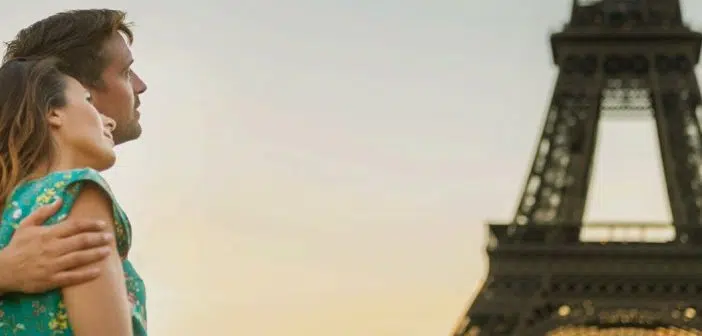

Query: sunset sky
left=4, top=0, right=702, bottom=335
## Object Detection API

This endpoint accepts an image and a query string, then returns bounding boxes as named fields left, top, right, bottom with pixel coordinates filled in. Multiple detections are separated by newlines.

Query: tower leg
left=513, top=70, right=603, bottom=227
left=650, top=53, right=702, bottom=231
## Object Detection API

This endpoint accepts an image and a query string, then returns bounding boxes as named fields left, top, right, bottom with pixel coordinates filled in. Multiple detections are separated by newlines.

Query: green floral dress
left=0, top=168, right=147, bottom=335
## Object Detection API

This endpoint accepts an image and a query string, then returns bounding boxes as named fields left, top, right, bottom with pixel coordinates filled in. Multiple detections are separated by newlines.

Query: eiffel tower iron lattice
left=452, top=0, right=702, bottom=335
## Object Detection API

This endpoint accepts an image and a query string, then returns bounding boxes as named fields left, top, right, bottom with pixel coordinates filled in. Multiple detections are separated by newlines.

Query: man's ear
left=46, top=107, right=63, bottom=128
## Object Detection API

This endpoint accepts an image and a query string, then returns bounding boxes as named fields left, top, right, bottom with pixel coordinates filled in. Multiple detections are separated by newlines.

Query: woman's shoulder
left=12, top=168, right=112, bottom=208
left=45, top=167, right=109, bottom=188
left=8, top=168, right=132, bottom=254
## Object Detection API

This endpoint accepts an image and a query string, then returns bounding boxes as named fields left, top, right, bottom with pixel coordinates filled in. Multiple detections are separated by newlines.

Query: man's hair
left=3, top=9, right=132, bottom=88
left=0, top=57, right=68, bottom=205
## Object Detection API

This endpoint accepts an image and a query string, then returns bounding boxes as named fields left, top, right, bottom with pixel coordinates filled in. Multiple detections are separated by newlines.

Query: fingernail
left=52, top=197, right=62, bottom=204
left=96, top=220, right=106, bottom=228
left=103, top=233, right=113, bottom=241
left=99, top=247, right=110, bottom=255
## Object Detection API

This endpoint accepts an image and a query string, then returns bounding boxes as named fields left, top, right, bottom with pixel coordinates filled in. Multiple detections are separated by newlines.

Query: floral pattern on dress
left=0, top=168, right=147, bottom=335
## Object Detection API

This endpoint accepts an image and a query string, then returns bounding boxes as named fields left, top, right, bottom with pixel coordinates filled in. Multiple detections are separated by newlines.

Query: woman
left=0, top=57, right=146, bottom=335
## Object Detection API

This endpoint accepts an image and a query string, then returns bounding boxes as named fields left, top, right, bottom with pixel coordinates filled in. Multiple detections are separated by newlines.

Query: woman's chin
left=89, top=153, right=117, bottom=172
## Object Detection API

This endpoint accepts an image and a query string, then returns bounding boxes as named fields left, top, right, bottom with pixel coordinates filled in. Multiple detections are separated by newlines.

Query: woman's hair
left=0, top=57, right=68, bottom=205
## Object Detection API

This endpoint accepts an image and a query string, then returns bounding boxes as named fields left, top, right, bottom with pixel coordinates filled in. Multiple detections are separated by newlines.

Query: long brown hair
left=0, top=57, right=68, bottom=205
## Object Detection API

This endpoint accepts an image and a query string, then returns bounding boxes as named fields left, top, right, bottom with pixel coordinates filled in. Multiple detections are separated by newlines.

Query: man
left=0, top=9, right=147, bottom=295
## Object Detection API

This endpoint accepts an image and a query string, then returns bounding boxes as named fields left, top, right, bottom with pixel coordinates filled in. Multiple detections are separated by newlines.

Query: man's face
left=89, top=32, right=147, bottom=145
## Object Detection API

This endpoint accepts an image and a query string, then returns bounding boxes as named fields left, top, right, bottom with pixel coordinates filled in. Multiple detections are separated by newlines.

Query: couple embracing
left=0, top=9, right=149, bottom=336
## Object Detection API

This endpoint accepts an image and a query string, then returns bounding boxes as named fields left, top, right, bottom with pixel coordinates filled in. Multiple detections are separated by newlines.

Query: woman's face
left=49, top=75, right=117, bottom=171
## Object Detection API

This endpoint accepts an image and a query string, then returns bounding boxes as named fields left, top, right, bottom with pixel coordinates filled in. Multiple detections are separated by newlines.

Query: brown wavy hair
left=0, top=57, right=68, bottom=205
left=3, top=9, right=133, bottom=88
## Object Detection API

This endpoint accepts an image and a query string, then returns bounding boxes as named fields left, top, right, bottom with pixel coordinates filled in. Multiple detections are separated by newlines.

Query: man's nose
left=132, top=72, right=147, bottom=95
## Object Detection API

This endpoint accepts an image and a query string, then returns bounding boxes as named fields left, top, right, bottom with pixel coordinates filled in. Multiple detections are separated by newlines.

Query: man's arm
left=62, top=183, right=132, bottom=336
left=0, top=198, right=112, bottom=294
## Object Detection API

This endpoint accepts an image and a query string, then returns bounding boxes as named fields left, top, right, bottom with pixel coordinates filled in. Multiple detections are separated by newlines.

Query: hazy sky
left=5, top=0, right=702, bottom=335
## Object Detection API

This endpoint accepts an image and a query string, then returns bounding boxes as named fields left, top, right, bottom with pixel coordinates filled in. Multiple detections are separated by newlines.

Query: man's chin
left=114, top=124, right=142, bottom=145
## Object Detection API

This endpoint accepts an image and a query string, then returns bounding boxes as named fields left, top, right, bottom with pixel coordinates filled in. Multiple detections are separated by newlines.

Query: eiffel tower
left=452, top=0, right=702, bottom=335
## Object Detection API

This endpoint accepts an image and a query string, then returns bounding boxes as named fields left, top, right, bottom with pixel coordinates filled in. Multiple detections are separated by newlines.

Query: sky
left=5, top=0, right=702, bottom=335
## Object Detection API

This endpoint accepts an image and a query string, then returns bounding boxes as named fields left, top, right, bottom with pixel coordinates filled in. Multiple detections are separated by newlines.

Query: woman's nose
left=103, top=116, right=117, bottom=131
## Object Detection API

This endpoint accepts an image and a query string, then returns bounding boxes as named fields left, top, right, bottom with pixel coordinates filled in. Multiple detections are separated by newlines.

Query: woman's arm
left=61, top=182, right=132, bottom=336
